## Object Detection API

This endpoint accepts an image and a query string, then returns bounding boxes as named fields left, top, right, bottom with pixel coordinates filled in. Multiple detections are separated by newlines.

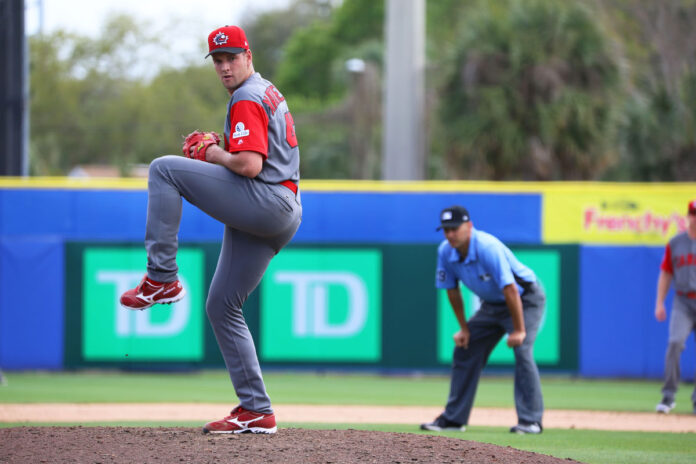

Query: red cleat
left=202, top=406, right=277, bottom=434
left=120, top=275, right=186, bottom=310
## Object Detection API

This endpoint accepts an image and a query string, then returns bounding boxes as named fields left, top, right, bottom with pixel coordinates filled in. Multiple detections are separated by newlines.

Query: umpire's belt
left=677, top=290, right=696, bottom=299
left=519, top=280, right=539, bottom=296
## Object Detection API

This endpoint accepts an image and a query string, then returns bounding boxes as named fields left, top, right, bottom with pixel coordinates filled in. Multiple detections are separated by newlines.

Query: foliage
left=437, top=0, right=623, bottom=180
left=331, top=0, right=384, bottom=45
left=275, top=0, right=384, bottom=100
left=282, top=95, right=346, bottom=179
left=275, top=21, right=339, bottom=100
left=241, top=0, right=333, bottom=82
left=610, top=72, right=696, bottom=180
left=25, top=0, right=696, bottom=181
left=28, top=15, right=223, bottom=175
left=599, top=0, right=696, bottom=180
left=273, top=0, right=385, bottom=178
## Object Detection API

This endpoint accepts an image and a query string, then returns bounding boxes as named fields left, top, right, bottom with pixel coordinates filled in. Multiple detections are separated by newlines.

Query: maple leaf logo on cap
left=213, top=32, right=228, bottom=46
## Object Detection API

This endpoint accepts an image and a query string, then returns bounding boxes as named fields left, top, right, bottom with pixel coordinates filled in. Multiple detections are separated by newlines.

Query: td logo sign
left=261, top=249, right=382, bottom=361
left=81, top=247, right=205, bottom=361
left=275, top=271, right=368, bottom=337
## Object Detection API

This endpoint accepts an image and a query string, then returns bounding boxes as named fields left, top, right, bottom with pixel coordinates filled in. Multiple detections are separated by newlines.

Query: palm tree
left=438, top=0, right=622, bottom=180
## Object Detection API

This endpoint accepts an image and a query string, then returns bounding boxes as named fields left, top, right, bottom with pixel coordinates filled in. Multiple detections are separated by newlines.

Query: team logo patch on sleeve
left=438, top=270, right=446, bottom=282
left=232, top=122, right=250, bottom=139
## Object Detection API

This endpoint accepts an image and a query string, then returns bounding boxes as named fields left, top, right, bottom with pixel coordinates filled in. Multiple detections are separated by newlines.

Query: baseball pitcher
left=120, top=25, right=302, bottom=434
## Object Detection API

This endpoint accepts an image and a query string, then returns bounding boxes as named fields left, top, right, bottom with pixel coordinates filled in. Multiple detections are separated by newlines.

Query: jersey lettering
left=262, top=85, right=285, bottom=115
left=676, top=253, right=696, bottom=268
left=284, top=112, right=298, bottom=148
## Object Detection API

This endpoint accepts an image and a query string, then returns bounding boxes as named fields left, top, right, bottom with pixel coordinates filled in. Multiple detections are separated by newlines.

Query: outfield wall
left=0, top=178, right=693, bottom=380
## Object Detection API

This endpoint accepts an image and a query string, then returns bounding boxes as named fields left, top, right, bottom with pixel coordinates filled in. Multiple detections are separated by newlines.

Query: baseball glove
left=182, top=130, right=221, bottom=161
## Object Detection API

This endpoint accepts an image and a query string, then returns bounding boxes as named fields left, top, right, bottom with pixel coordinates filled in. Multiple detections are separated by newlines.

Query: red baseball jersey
left=660, top=231, right=696, bottom=294
left=223, top=73, right=299, bottom=185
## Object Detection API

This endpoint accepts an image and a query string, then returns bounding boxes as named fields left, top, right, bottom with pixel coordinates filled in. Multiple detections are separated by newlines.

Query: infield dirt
left=2, top=403, right=696, bottom=432
left=2, top=404, right=696, bottom=463
left=2, top=426, right=582, bottom=464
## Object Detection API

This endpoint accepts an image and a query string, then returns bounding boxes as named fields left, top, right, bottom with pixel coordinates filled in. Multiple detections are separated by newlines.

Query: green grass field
left=1, top=370, right=694, bottom=464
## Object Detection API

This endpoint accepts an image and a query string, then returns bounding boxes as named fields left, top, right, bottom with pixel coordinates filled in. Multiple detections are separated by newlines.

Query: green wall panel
left=64, top=242, right=577, bottom=371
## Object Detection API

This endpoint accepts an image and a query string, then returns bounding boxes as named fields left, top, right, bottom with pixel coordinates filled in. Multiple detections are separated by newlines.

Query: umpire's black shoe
left=420, top=415, right=466, bottom=432
left=510, top=421, right=542, bottom=434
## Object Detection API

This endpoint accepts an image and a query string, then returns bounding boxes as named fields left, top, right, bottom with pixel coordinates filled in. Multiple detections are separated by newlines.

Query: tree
left=436, top=0, right=623, bottom=180
left=242, top=0, right=334, bottom=82
left=599, top=0, right=696, bottom=180
left=270, top=0, right=385, bottom=178
left=275, top=21, right=339, bottom=100
left=28, top=14, right=223, bottom=175
left=273, top=0, right=384, bottom=101
left=29, top=0, right=692, bottom=181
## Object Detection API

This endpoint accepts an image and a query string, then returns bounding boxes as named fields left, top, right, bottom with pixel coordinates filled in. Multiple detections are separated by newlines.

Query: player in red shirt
left=654, top=200, right=696, bottom=414
left=120, top=25, right=302, bottom=433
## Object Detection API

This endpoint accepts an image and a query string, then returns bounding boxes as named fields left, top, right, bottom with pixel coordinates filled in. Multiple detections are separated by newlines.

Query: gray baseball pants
left=443, top=282, right=546, bottom=426
left=661, top=294, right=696, bottom=405
left=145, top=155, right=302, bottom=414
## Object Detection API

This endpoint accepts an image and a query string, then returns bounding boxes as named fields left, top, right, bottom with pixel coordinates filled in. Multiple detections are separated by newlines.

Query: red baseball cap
left=688, top=199, right=696, bottom=214
left=206, top=25, right=249, bottom=58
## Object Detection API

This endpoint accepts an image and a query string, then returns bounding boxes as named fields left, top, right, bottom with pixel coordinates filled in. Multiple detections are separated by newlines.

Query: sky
left=24, top=0, right=293, bottom=73
left=25, top=0, right=293, bottom=36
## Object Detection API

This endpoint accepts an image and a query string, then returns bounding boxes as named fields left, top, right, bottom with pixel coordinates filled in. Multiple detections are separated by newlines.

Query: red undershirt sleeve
left=227, top=100, right=269, bottom=158
left=660, top=243, right=673, bottom=274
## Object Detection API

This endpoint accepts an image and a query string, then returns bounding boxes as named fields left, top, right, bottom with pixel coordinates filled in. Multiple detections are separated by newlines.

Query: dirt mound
left=0, top=427, right=581, bottom=464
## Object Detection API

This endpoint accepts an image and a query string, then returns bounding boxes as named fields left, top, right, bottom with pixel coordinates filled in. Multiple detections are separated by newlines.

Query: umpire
left=421, top=206, right=546, bottom=434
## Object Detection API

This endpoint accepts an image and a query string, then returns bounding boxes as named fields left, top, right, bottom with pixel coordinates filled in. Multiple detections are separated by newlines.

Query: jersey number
left=285, top=112, right=298, bottom=148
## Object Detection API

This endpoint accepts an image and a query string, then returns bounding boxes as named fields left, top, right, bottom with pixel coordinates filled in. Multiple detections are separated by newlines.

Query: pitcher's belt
left=279, top=179, right=298, bottom=194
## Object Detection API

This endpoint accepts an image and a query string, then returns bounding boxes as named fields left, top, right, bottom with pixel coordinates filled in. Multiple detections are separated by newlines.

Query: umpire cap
left=436, top=206, right=470, bottom=231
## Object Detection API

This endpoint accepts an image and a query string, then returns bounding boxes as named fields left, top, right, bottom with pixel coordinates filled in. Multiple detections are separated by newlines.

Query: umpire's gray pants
left=443, top=283, right=545, bottom=426
left=145, top=155, right=302, bottom=414
left=661, top=294, right=696, bottom=405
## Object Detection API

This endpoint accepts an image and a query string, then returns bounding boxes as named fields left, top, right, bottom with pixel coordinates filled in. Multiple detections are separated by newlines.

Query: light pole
left=382, top=0, right=425, bottom=180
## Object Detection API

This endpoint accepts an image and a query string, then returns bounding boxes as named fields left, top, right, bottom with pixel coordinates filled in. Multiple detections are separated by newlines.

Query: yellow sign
left=543, top=184, right=694, bottom=244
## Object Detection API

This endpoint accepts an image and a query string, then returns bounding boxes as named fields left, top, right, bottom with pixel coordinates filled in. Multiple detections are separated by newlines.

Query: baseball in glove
left=182, top=130, right=221, bottom=161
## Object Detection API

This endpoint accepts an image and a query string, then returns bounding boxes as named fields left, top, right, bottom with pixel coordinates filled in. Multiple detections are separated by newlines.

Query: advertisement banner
left=64, top=242, right=575, bottom=370
left=437, top=250, right=561, bottom=365
left=260, top=249, right=382, bottom=361
left=81, top=248, right=205, bottom=361
left=543, top=186, right=692, bottom=244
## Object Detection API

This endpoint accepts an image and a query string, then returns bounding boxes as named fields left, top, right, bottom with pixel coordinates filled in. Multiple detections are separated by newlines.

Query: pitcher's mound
left=1, top=426, right=582, bottom=463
